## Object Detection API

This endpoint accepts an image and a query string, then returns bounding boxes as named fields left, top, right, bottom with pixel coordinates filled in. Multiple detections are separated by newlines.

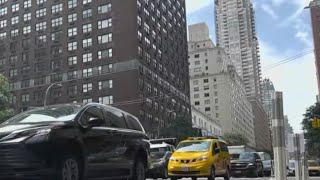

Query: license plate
left=181, top=167, right=189, bottom=171
left=234, top=170, right=242, bottom=174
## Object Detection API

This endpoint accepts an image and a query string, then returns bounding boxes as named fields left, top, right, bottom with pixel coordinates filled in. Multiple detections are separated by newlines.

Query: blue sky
left=186, top=0, right=317, bottom=133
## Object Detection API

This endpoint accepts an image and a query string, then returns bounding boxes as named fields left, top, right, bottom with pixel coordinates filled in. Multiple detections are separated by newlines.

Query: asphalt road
left=147, top=177, right=320, bottom=180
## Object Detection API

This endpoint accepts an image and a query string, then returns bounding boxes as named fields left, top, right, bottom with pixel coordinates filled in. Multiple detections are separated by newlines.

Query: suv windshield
left=176, top=141, right=211, bottom=152
left=230, top=154, right=240, bottom=160
left=239, top=152, right=254, bottom=160
left=2, top=105, right=82, bottom=125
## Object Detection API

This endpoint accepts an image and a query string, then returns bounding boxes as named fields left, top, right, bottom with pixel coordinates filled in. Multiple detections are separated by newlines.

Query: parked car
left=168, top=136, right=230, bottom=180
left=287, top=160, right=295, bottom=176
left=308, top=160, right=320, bottom=176
left=230, top=152, right=264, bottom=177
left=0, top=103, right=150, bottom=180
left=258, top=152, right=273, bottom=177
left=147, top=138, right=176, bottom=179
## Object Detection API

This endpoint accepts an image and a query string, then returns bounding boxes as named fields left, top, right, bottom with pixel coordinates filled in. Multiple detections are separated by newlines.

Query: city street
left=147, top=177, right=320, bottom=180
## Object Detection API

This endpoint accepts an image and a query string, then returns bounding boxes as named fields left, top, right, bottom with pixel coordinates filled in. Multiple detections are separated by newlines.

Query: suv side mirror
left=214, top=148, right=220, bottom=154
left=88, top=117, right=104, bottom=127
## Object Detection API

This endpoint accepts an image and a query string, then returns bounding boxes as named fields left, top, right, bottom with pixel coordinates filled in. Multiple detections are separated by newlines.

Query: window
left=68, top=27, right=77, bottom=37
left=51, top=31, right=62, bottom=41
left=79, top=107, right=105, bottom=128
left=0, top=19, right=6, bottom=28
left=68, top=41, right=77, bottom=51
left=195, top=54, right=200, bottom=58
left=51, top=45, right=63, bottom=55
left=204, top=85, right=209, bottom=90
left=82, top=98, right=92, bottom=103
left=82, top=53, right=92, bottom=62
left=195, top=101, right=200, bottom=106
left=98, top=4, right=111, bottom=14
left=98, top=80, right=113, bottom=90
left=22, top=94, right=30, bottom=102
left=23, top=26, right=31, bottom=34
left=9, top=68, right=18, bottom=77
left=204, top=79, right=209, bottom=83
left=83, top=38, right=92, bottom=48
left=24, top=0, right=31, bottom=8
left=215, top=99, right=218, bottom=103
left=36, top=0, right=46, bottom=5
left=22, top=65, right=31, bottom=74
left=215, top=106, right=219, bottom=110
left=0, top=0, right=7, bottom=4
left=204, top=93, right=210, bottom=97
left=68, top=56, right=77, bottom=65
left=67, top=86, right=78, bottom=95
left=82, top=83, right=92, bottom=92
left=9, top=55, right=18, bottom=64
left=194, top=94, right=200, bottom=98
left=68, top=13, right=77, bottom=23
left=83, top=9, right=92, bottom=18
left=52, top=3, right=63, bottom=14
left=23, top=13, right=31, bottom=21
left=99, top=96, right=113, bottom=105
left=22, top=52, right=29, bottom=62
left=83, top=0, right=91, bottom=4
left=194, top=68, right=201, bottom=72
left=216, top=113, right=219, bottom=118
left=194, top=87, right=199, bottom=92
left=205, top=100, right=210, bottom=104
left=11, top=16, right=19, bottom=25
left=205, top=107, right=211, bottom=112
left=36, top=8, right=46, bottom=18
left=11, top=29, right=18, bottom=37
left=67, top=71, right=78, bottom=79
left=0, top=32, right=6, bottom=40
left=105, top=108, right=127, bottom=129
left=98, top=18, right=112, bottom=29
left=36, top=22, right=46, bottom=31
left=98, top=33, right=112, bottom=44
left=98, top=49, right=112, bottom=59
left=83, top=23, right=92, bottom=33
left=52, top=17, right=63, bottom=27
left=12, top=4, right=19, bottom=12
left=193, top=80, right=199, bottom=85
left=214, top=92, right=218, bottom=96
left=98, top=64, right=113, bottom=74
left=68, top=0, right=77, bottom=8
left=0, top=7, right=7, bottom=16
left=50, top=73, right=62, bottom=82
left=195, top=61, right=200, bottom=65
left=82, top=68, right=93, bottom=77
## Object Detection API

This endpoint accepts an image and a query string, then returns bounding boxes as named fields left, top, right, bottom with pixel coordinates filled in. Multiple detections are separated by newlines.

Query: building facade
left=261, top=78, right=275, bottom=120
left=308, top=0, right=320, bottom=100
left=214, top=0, right=262, bottom=100
left=248, top=97, right=272, bottom=151
left=189, top=23, right=255, bottom=147
left=0, top=0, right=191, bottom=135
left=191, top=106, right=222, bottom=137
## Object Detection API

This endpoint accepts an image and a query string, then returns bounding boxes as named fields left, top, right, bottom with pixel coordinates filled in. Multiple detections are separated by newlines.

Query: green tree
left=302, top=102, right=320, bottom=158
left=222, top=132, right=249, bottom=146
left=159, top=115, right=198, bottom=143
left=0, top=74, right=14, bottom=123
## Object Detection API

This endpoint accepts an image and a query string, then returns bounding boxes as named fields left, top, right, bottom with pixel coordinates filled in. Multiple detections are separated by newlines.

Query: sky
left=185, top=0, right=317, bottom=133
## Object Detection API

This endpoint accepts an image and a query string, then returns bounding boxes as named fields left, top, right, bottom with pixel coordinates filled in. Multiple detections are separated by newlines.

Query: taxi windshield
left=176, top=141, right=211, bottom=152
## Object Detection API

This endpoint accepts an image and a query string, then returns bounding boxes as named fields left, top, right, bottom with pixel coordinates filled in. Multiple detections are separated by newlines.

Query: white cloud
left=260, top=4, right=279, bottom=19
left=260, top=40, right=317, bottom=133
left=185, top=0, right=212, bottom=14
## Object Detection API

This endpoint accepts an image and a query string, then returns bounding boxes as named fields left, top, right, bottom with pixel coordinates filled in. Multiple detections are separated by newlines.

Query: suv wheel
left=224, top=168, right=230, bottom=180
left=131, top=158, right=146, bottom=180
left=56, top=155, right=82, bottom=180
left=208, top=167, right=215, bottom=180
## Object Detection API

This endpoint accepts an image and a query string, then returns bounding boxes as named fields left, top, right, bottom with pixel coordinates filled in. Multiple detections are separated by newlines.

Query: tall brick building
left=0, top=0, right=191, bottom=136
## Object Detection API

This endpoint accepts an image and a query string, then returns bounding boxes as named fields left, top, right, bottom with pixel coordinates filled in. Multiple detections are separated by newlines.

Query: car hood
left=172, top=151, right=209, bottom=159
left=0, top=122, right=68, bottom=137
left=309, top=166, right=320, bottom=171
left=231, top=159, right=253, bottom=164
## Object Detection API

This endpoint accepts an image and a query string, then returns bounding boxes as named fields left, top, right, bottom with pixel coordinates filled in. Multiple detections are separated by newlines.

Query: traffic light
left=311, top=118, right=320, bottom=128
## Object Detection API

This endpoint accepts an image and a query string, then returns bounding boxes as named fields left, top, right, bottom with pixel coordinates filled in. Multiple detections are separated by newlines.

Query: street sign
left=311, top=118, right=320, bottom=128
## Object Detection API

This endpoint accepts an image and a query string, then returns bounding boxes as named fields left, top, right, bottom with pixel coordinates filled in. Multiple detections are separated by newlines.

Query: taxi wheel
left=208, top=167, right=215, bottom=180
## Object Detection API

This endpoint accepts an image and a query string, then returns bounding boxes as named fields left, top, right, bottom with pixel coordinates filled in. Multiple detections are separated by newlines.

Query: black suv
left=0, top=103, right=150, bottom=180
left=230, top=152, right=264, bottom=177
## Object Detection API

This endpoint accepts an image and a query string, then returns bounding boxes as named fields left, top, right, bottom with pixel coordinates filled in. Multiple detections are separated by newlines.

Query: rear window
left=125, top=115, right=143, bottom=132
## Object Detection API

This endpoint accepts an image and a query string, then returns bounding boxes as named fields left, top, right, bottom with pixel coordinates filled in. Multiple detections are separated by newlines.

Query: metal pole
left=302, top=152, right=309, bottom=180
left=272, top=92, right=287, bottom=180
left=294, top=134, right=302, bottom=180
left=44, top=82, right=62, bottom=107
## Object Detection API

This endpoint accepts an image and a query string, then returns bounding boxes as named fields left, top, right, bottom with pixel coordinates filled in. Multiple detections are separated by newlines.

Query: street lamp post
left=44, top=82, right=62, bottom=107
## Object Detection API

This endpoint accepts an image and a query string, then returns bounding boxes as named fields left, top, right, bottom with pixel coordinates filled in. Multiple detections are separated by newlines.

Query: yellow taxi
left=308, top=160, right=320, bottom=176
left=168, top=137, right=230, bottom=180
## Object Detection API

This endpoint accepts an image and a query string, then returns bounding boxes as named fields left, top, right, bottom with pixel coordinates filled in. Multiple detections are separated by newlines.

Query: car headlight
left=1, top=129, right=51, bottom=141
left=248, top=163, right=255, bottom=166
left=170, top=157, right=177, bottom=162
left=197, top=156, right=208, bottom=162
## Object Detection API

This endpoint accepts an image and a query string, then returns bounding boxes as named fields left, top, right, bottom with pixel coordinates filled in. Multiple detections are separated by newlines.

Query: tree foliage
left=159, top=115, right=198, bottom=143
left=222, top=132, right=249, bottom=146
left=0, top=74, right=14, bottom=123
left=302, top=102, right=320, bottom=158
